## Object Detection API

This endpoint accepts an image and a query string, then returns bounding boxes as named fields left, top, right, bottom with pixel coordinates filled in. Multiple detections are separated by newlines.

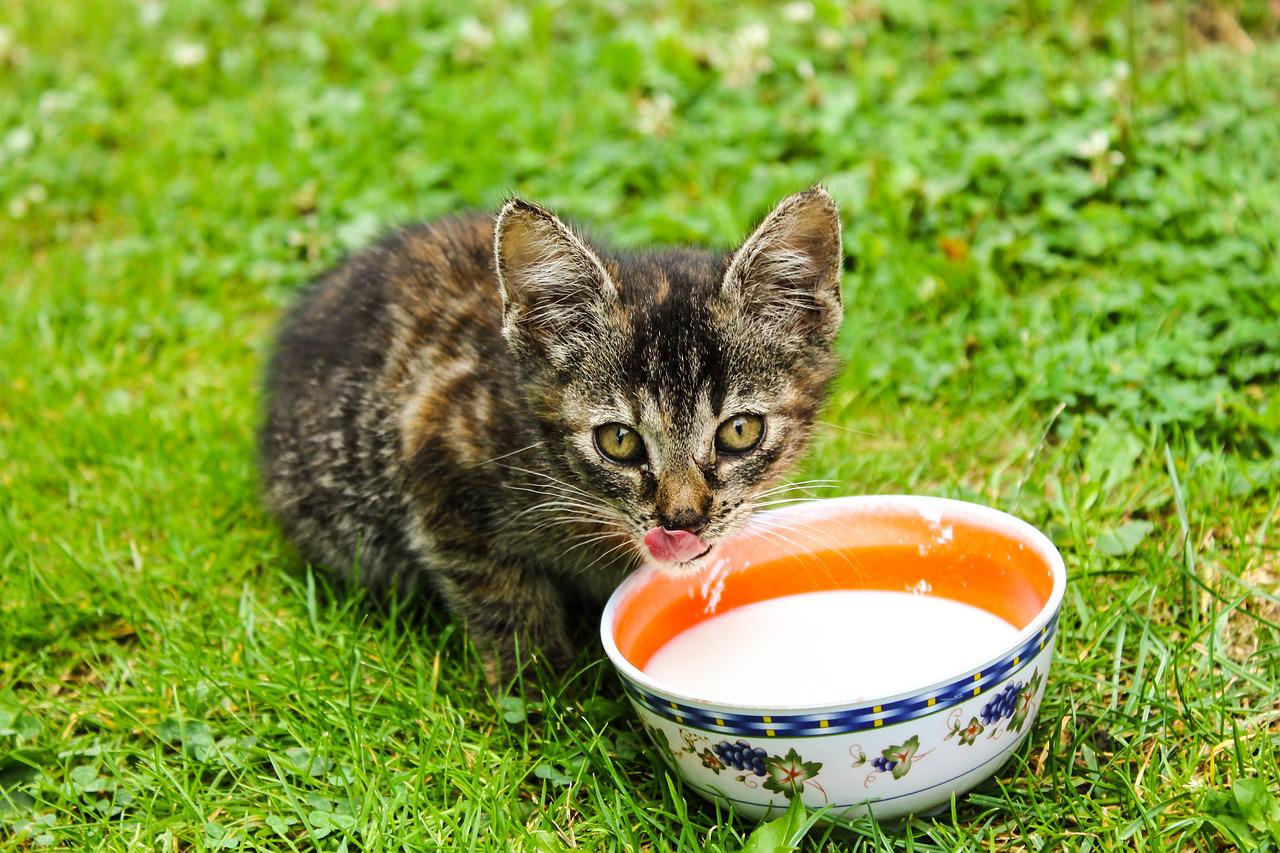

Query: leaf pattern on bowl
left=945, top=715, right=986, bottom=746
left=762, top=748, right=824, bottom=800
left=874, top=734, right=921, bottom=780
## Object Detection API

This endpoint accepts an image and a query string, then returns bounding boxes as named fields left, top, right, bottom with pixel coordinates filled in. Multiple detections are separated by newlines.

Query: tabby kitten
left=260, top=188, right=844, bottom=678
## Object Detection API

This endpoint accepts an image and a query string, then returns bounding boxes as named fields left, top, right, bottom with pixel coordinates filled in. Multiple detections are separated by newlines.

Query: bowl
left=600, top=495, right=1066, bottom=822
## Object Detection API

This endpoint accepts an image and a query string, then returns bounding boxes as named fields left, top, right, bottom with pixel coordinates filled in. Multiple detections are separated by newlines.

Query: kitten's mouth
left=671, top=542, right=715, bottom=567
left=646, top=545, right=717, bottom=575
left=636, top=505, right=764, bottom=574
left=642, top=527, right=715, bottom=572
left=640, top=525, right=721, bottom=571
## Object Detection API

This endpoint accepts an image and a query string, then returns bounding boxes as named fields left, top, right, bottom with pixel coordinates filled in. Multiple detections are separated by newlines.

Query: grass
left=2, top=0, right=1279, bottom=849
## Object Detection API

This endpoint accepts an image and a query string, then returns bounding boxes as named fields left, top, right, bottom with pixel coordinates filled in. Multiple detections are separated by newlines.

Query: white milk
left=643, top=590, right=1019, bottom=706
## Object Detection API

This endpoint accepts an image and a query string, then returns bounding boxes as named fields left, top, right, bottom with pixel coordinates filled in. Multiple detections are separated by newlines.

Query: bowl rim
left=599, top=494, right=1067, bottom=714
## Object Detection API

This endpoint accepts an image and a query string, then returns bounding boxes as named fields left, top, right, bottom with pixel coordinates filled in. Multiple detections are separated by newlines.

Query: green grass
left=2, top=0, right=1279, bottom=849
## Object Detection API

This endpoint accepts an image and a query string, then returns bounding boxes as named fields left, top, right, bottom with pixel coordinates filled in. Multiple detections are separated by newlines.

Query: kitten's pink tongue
left=643, top=527, right=709, bottom=563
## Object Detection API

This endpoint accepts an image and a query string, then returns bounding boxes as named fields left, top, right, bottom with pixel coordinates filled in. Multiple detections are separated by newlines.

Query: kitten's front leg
left=432, top=558, right=575, bottom=686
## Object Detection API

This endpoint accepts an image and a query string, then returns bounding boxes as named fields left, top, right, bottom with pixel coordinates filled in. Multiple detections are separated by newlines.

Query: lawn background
left=2, top=0, right=1278, bottom=849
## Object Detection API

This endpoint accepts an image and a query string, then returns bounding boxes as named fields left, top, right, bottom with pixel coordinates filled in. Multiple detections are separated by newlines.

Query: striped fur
left=259, top=188, right=844, bottom=679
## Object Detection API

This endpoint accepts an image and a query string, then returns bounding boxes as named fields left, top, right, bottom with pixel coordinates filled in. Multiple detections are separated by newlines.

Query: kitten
left=259, top=188, right=844, bottom=679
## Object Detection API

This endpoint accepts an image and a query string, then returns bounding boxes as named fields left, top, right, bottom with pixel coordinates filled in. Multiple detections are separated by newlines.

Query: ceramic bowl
left=600, top=495, right=1066, bottom=822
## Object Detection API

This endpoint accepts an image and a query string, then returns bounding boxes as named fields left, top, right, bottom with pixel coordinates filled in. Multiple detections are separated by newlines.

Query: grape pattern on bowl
left=871, top=755, right=896, bottom=773
left=946, top=669, right=1044, bottom=746
left=713, top=741, right=768, bottom=777
left=980, top=680, right=1023, bottom=725
left=650, top=727, right=827, bottom=801
left=707, top=740, right=826, bottom=800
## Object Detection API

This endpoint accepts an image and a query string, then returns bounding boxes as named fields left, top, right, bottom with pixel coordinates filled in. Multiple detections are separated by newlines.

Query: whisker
left=467, top=441, right=546, bottom=468
left=816, top=420, right=889, bottom=439
left=512, top=498, right=612, bottom=518
left=522, top=514, right=624, bottom=535
left=503, top=482, right=599, bottom=501
left=503, top=498, right=622, bottom=529
left=746, top=497, right=831, bottom=509
left=754, top=515, right=867, bottom=581
left=503, top=503, right=614, bottom=529
left=755, top=478, right=842, bottom=491
left=573, top=537, right=638, bottom=575
left=751, top=480, right=842, bottom=499
left=499, top=465, right=600, bottom=501
left=560, top=530, right=630, bottom=559
left=503, top=490, right=614, bottom=517
left=742, top=504, right=860, bottom=578
left=749, top=526, right=834, bottom=578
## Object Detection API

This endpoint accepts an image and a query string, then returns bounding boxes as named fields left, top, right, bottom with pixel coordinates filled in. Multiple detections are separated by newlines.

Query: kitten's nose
left=657, top=507, right=708, bottom=533
left=656, top=468, right=713, bottom=533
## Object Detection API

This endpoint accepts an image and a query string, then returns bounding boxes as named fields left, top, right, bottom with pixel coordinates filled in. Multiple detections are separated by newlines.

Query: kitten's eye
left=594, top=423, right=646, bottom=464
left=715, top=414, right=765, bottom=454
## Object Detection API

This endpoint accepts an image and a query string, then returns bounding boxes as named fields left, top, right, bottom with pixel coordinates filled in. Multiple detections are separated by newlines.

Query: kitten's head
left=494, top=188, right=843, bottom=574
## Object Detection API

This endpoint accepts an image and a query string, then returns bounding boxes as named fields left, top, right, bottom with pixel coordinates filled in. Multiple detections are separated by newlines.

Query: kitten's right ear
left=494, top=199, right=618, bottom=354
left=719, top=187, right=844, bottom=343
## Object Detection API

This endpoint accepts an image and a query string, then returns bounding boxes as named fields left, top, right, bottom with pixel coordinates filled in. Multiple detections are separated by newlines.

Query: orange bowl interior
left=612, top=501, right=1058, bottom=671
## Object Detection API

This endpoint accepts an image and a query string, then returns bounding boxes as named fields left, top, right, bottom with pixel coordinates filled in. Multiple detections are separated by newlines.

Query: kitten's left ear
left=720, top=187, right=843, bottom=342
left=494, top=198, right=618, bottom=356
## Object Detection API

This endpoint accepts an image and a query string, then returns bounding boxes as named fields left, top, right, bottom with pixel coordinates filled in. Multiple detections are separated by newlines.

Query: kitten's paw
left=478, top=634, right=574, bottom=692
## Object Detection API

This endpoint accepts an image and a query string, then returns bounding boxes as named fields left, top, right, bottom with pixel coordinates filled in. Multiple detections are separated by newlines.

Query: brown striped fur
left=259, top=188, right=844, bottom=679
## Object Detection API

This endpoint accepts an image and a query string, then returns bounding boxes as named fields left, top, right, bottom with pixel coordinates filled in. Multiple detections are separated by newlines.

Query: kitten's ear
left=720, top=187, right=843, bottom=342
left=494, top=199, right=617, bottom=352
